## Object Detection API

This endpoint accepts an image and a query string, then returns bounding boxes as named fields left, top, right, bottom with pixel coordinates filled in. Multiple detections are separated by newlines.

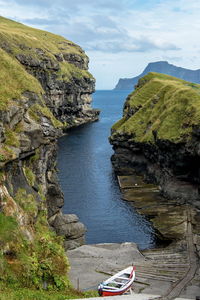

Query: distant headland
left=114, top=61, right=200, bottom=90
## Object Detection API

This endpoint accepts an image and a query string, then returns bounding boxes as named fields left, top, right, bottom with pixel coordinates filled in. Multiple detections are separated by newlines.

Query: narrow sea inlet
left=57, top=90, right=157, bottom=250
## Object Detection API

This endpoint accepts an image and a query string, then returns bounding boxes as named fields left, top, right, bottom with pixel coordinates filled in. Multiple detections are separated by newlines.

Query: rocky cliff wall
left=110, top=72, right=200, bottom=209
left=110, top=73, right=200, bottom=291
left=0, top=17, right=99, bottom=288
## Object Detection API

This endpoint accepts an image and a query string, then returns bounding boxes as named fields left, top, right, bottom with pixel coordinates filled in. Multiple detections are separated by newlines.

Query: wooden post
left=77, top=278, right=79, bottom=291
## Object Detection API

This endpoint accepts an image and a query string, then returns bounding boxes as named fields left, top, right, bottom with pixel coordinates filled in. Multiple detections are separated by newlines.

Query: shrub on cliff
left=0, top=212, right=70, bottom=290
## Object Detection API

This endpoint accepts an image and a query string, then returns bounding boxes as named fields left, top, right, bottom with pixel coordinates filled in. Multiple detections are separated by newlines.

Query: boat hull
left=99, top=284, right=132, bottom=296
left=98, top=266, right=135, bottom=297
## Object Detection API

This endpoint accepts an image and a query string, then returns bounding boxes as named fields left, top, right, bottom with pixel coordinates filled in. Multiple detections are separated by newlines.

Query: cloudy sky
left=0, top=0, right=200, bottom=89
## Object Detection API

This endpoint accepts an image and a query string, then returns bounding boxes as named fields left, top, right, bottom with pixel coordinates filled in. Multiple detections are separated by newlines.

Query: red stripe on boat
left=129, top=266, right=136, bottom=279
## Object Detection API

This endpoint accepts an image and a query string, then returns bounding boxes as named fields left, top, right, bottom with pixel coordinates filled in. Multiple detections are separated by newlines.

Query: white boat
left=98, top=265, right=136, bottom=296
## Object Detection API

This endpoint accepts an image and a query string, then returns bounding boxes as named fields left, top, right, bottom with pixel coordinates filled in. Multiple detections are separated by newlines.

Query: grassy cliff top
left=0, top=16, right=84, bottom=57
left=0, top=16, right=93, bottom=110
left=112, top=72, right=200, bottom=143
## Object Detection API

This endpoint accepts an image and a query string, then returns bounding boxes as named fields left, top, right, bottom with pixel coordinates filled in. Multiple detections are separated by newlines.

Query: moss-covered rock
left=0, top=16, right=89, bottom=70
left=0, top=16, right=98, bottom=292
left=0, top=48, right=43, bottom=111
left=110, top=72, right=200, bottom=208
left=0, top=16, right=99, bottom=128
left=111, top=72, right=200, bottom=143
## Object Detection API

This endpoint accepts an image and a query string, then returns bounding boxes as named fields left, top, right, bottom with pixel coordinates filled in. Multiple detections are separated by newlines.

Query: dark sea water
left=57, top=90, right=157, bottom=250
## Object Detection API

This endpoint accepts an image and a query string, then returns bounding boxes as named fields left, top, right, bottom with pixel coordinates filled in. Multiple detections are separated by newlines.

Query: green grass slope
left=0, top=47, right=43, bottom=110
left=0, top=16, right=83, bottom=56
left=0, top=17, right=97, bottom=298
left=112, top=72, right=200, bottom=143
left=0, top=16, right=92, bottom=110
left=0, top=16, right=94, bottom=161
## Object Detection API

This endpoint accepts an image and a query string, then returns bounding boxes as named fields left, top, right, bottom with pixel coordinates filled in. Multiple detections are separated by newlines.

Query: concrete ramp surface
left=68, top=242, right=200, bottom=299
left=73, top=295, right=192, bottom=300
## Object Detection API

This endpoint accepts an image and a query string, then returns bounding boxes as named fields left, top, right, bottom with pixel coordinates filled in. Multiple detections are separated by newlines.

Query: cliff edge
left=0, top=16, right=99, bottom=290
left=110, top=72, right=200, bottom=207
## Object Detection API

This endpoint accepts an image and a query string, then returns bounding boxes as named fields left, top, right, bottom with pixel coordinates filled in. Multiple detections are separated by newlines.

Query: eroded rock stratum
left=0, top=16, right=99, bottom=288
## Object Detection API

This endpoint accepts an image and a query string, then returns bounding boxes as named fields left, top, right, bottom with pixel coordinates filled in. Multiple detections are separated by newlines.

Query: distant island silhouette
left=114, top=61, right=200, bottom=90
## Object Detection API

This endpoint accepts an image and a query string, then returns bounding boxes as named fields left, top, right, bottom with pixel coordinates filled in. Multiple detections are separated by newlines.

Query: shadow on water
left=57, top=90, right=158, bottom=250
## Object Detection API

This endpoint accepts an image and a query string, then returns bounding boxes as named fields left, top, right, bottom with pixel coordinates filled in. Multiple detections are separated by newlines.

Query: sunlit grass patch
left=112, top=72, right=200, bottom=143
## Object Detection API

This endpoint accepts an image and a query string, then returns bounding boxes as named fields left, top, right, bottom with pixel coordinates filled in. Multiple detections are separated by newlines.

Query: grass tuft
left=4, top=127, right=20, bottom=147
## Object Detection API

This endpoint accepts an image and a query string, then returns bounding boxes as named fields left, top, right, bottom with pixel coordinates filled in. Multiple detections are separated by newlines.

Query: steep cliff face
left=114, top=61, right=200, bottom=90
left=110, top=72, right=200, bottom=209
left=0, top=16, right=99, bottom=289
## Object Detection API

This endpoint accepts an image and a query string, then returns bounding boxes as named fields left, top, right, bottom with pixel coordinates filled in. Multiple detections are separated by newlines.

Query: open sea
left=57, top=90, right=157, bottom=250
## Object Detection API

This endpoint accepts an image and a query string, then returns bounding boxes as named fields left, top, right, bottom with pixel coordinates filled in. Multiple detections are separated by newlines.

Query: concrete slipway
left=67, top=243, right=200, bottom=300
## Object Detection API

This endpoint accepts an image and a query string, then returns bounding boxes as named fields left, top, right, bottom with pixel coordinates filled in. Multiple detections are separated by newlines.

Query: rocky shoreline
left=108, top=73, right=200, bottom=298
left=67, top=175, right=200, bottom=299
left=117, top=175, right=200, bottom=298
